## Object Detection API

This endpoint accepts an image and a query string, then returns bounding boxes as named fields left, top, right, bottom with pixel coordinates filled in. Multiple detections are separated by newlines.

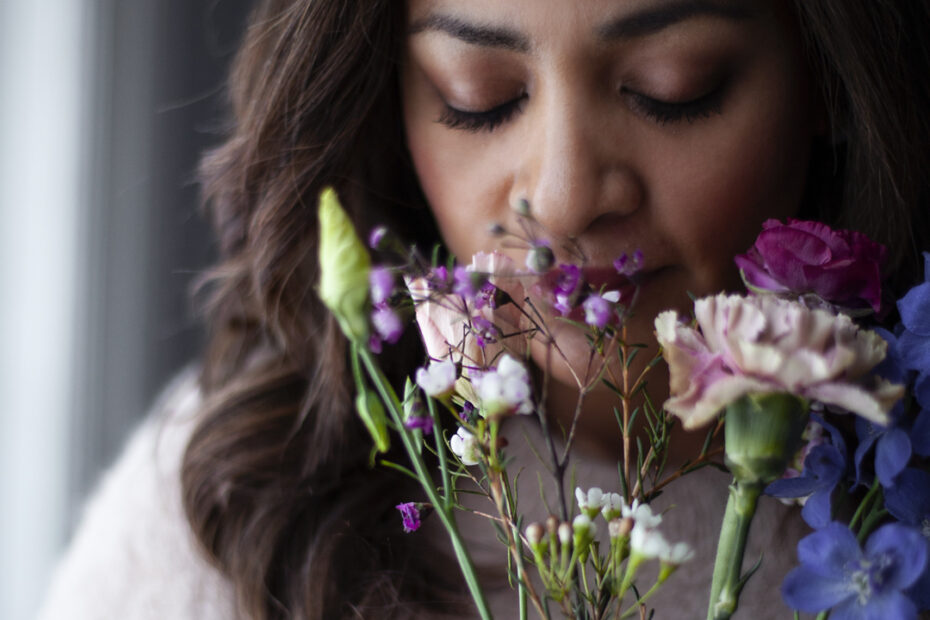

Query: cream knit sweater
left=37, top=370, right=237, bottom=620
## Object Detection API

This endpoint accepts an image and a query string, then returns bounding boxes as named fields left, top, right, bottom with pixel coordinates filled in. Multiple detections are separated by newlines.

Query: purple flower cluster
left=396, top=502, right=423, bottom=533
left=757, top=241, right=930, bottom=618
left=369, top=266, right=403, bottom=352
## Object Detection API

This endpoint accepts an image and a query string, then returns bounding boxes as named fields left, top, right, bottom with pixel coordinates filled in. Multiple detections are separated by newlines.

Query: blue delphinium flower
left=766, top=418, right=848, bottom=528
left=897, top=252, right=930, bottom=407
left=884, top=467, right=930, bottom=610
left=854, top=404, right=913, bottom=488
left=782, top=522, right=927, bottom=619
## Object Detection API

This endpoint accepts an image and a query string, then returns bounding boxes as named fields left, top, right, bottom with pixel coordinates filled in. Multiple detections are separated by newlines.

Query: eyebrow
left=408, top=14, right=530, bottom=53
left=596, top=0, right=759, bottom=41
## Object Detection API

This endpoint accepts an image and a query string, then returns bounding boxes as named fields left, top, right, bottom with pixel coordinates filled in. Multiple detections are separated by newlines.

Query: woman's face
left=402, top=0, right=819, bottom=423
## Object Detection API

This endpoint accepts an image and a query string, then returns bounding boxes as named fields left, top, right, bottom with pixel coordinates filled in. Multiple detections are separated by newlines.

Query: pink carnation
left=734, top=219, right=886, bottom=313
left=655, top=294, right=903, bottom=430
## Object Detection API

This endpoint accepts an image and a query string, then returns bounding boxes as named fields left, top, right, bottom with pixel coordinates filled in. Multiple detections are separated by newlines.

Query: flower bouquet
left=318, top=187, right=929, bottom=619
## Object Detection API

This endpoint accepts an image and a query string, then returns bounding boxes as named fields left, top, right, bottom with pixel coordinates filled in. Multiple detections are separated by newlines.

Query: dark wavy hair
left=181, top=1, right=930, bottom=618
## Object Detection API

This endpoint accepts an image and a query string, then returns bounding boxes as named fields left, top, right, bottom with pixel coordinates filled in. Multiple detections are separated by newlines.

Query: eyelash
left=436, top=84, right=725, bottom=133
left=437, top=94, right=528, bottom=133
left=624, top=86, right=726, bottom=125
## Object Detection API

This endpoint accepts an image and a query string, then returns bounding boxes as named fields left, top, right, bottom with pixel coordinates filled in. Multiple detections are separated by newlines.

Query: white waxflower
left=660, top=541, right=695, bottom=565
left=630, top=522, right=670, bottom=559
left=601, top=492, right=624, bottom=520
left=558, top=522, right=573, bottom=545
left=575, top=487, right=606, bottom=518
left=449, top=427, right=481, bottom=466
left=572, top=514, right=597, bottom=558
left=415, top=359, right=457, bottom=398
left=627, top=502, right=663, bottom=530
left=472, top=354, right=533, bottom=416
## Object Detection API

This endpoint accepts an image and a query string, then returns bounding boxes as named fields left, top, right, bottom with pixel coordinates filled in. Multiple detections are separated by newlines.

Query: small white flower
left=449, top=427, right=481, bottom=466
left=558, top=522, right=573, bottom=545
left=660, top=541, right=695, bottom=565
left=602, top=290, right=621, bottom=303
left=575, top=487, right=606, bottom=519
left=627, top=502, right=663, bottom=529
left=630, top=522, right=670, bottom=559
left=601, top=492, right=624, bottom=520
left=415, top=359, right=457, bottom=398
left=573, top=513, right=596, bottom=537
left=472, top=354, right=533, bottom=416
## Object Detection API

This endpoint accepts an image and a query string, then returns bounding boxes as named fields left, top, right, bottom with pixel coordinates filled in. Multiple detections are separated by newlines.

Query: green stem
left=359, top=349, right=493, bottom=620
left=619, top=579, right=662, bottom=618
left=707, top=478, right=762, bottom=620
left=849, top=478, right=881, bottom=532
left=425, top=395, right=452, bottom=509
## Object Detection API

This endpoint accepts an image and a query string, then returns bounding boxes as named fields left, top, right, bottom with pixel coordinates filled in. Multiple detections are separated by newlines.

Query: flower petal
left=875, top=428, right=912, bottom=487
left=885, top=468, right=930, bottom=524
left=829, top=591, right=916, bottom=620
left=798, top=523, right=862, bottom=575
left=782, top=565, right=853, bottom=613
left=803, top=382, right=896, bottom=426
left=864, top=523, right=928, bottom=590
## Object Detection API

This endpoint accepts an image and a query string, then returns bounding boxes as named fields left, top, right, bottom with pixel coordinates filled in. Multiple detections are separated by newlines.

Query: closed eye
left=624, top=85, right=726, bottom=125
left=437, top=93, right=528, bottom=133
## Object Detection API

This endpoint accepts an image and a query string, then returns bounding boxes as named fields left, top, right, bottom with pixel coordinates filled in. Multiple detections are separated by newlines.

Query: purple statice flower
left=734, top=218, right=886, bottom=314
left=404, top=414, right=434, bottom=435
left=396, top=502, right=422, bottom=533
left=473, top=281, right=498, bottom=311
left=766, top=418, right=848, bottom=528
left=782, top=522, right=927, bottom=619
left=553, top=264, right=582, bottom=315
left=470, top=315, right=499, bottom=349
left=582, top=293, right=611, bottom=329
left=897, top=252, right=930, bottom=407
left=368, top=226, right=388, bottom=250
left=452, top=266, right=478, bottom=299
left=370, top=266, right=395, bottom=306
left=613, top=250, right=644, bottom=277
left=459, top=401, right=477, bottom=424
left=372, top=306, right=403, bottom=344
left=427, top=265, right=450, bottom=291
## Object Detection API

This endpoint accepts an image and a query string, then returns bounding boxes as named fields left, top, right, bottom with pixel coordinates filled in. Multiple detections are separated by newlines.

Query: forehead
left=406, top=0, right=775, bottom=50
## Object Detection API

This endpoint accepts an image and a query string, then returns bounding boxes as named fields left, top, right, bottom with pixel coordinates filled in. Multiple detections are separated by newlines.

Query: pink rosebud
left=655, top=294, right=904, bottom=430
left=734, top=218, right=887, bottom=313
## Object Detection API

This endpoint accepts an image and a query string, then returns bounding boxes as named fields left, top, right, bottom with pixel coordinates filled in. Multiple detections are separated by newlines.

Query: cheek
left=648, top=75, right=812, bottom=293
left=403, top=70, right=517, bottom=260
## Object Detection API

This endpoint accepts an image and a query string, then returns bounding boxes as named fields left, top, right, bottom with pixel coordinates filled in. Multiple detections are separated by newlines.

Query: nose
left=511, top=93, right=643, bottom=240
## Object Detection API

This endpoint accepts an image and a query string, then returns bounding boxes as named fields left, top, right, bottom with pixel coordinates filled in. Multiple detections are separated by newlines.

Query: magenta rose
left=734, top=218, right=886, bottom=313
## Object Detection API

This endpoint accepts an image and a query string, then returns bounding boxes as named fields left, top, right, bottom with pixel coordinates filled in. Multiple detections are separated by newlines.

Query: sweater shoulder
left=37, top=368, right=238, bottom=620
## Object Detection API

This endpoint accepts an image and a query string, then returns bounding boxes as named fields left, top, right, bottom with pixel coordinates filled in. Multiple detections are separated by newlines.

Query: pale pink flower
left=655, top=293, right=903, bottom=430
left=406, top=251, right=527, bottom=369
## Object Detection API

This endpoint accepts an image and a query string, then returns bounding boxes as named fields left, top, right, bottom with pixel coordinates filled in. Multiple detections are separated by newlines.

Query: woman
left=39, top=1, right=930, bottom=618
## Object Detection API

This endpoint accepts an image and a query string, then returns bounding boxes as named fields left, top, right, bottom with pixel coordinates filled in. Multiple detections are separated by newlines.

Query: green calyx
left=723, top=392, right=809, bottom=485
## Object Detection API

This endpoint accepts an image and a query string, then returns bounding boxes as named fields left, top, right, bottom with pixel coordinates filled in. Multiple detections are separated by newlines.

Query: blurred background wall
left=0, top=1, right=252, bottom=618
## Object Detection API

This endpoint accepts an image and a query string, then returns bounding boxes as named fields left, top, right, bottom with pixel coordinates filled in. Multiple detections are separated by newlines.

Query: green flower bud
left=356, top=390, right=390, bottom=453
left=317, top=187, right=371, bottom=343
left=724, top=392, right=809, bottom=485
left=526, top=245, right=554, bottom=274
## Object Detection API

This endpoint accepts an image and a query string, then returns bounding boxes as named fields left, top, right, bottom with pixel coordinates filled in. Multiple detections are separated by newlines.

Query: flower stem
left=706, top=478, right=762, bottom=620
left=358, top=348, right=493, bottom=620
